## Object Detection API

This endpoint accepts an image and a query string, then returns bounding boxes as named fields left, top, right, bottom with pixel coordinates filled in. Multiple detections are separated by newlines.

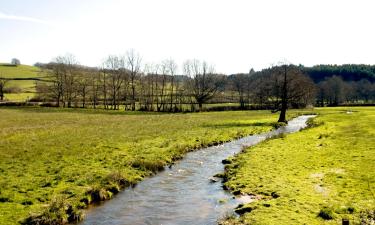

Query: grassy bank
left=0, top=107, right=311, bottom=224
left=221, top=107, right=375, bottom=224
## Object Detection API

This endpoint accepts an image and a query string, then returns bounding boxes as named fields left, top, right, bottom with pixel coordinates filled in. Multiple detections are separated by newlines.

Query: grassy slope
left=0, top=65, right=41, bottom=79
left=0, top=108, right=310, bottom=224
left=0, top=64, right=42, bottom=101
left=222, top=107, right=375, bottom=225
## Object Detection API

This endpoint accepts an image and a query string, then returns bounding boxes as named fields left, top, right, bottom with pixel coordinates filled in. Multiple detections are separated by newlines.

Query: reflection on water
left=81, top=115, right=315, bottom=225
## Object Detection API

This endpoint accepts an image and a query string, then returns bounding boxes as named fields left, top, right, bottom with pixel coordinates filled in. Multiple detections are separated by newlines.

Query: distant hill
left=302, top=64, right=375, bottom=83
left=0, top=64, right=42, bottom=79
left=0, top=64, right=44, bottom=101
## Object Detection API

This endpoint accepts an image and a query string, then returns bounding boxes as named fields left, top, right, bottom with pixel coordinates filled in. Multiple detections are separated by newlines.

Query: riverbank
left=0, top=107, right=312, bottom=224
left=220, top=107, right=375, bottom=224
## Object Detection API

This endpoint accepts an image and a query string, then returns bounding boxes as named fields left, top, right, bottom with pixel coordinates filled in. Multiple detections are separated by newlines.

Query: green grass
left=221, top=107, right=375, bottom=225
left=0, top=65, right=41, bottom=79
left=0, top=107, right=311, bottom=224
left=0, top=64, right=43, bottom=102
left=3, top=93, right=36, bottom=102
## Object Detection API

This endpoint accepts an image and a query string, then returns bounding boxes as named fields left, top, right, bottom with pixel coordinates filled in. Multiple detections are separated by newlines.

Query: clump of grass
left=318, top=207, right=335, bottom=220
left=305, top=117, right=324, bottom=128
left=86, top=186, right=112, bottom=202
left=0, top=197, right=12, bottom=202
left=21, top=197, right=84, bottom=225
left=235, top=204, right=256, bottom=215
left=130, top=158, right=166, bottom=173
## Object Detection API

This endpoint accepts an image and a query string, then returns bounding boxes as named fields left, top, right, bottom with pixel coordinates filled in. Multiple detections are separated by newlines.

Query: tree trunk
left=278, top=101, right=287, bottom=123
left=198, top=102, right=203, bottom=112
left=278, top=65, right=288, bottom=123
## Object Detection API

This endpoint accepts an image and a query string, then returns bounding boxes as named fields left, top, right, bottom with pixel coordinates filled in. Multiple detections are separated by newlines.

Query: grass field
left=0, top=107, right=313, bottom=224
left=221, top=107, right=375, bottom=225
left=0, top=64, right=42, bottom=102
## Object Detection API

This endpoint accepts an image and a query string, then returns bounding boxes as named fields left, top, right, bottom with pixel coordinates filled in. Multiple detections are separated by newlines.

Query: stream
left=80, top=115, right=315, bottom=225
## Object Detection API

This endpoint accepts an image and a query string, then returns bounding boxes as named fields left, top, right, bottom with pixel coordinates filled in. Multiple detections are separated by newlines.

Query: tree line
left=30, top=52, right=375, bottom=114
left=35, top=51, right=227, bottom=112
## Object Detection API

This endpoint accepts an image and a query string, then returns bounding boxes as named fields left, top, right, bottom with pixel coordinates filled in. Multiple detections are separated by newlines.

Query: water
left=81, top=115, right=315, bottom=225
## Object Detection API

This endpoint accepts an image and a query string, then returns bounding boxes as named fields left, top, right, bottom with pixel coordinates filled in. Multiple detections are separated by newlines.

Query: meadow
left=0, top=107, right=311, bottom=224
left=0, top=64, right=42, bottom=102
left=221, top=107, right=375, bottom=224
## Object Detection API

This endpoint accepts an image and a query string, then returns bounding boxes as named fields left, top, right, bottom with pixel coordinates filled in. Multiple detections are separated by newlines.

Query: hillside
left=0, top=64, right=44, bottom=101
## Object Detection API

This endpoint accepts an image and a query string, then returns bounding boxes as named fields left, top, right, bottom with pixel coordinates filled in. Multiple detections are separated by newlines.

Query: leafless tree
left=183, top=59, right=223, bottom=111
left=103, top=55, right=127, bottom=110
left=232, top=73, right=250, bottom=109
left=125, top=49, right=142, bottom=111
left=270, top=64, right=316, bottom=122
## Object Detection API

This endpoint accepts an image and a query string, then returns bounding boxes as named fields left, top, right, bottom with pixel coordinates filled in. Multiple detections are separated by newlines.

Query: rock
left=235, top=204, right=255, bottom=215
left=209, top=177, right=220, bottom=183
left=221, top=159, right=231, bottom=164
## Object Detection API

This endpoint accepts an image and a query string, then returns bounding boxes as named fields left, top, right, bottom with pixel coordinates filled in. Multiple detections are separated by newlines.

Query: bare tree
left=183, top=59, right=222, bottom=111
left=90, top=69, right=101, bottom=109
left=125, top=49, right=142, bottom=111
left=103, top=55, right=127, bottom=110
left=76, top=68, right=90, bottom=108
left=231, top=73, right=250, bottom=109
left=166, top=59, right=178, bottom=111
left=270, top=64, right=316, bottom=122
left=44, top=61, right=64, bottom=106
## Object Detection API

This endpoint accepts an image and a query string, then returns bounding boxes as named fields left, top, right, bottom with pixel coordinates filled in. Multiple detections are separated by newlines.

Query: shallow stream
left=81, top=115, right=315, bottom=225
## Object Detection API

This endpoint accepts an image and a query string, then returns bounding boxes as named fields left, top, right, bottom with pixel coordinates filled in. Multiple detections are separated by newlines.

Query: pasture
left=221, top=107, right=375, bottom=224
left=0, top=108, right=309, bottom=224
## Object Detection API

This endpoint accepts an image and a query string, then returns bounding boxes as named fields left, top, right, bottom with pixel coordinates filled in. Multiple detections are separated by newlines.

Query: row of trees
left=36, top=52, right=227, bottom=112
left=317, top=76, right=375, bottom=106
left=34, top=52, right=375, bottom=118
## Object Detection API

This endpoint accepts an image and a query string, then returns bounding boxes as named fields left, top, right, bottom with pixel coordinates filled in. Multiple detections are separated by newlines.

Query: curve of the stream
left=80, top=115, right=315, bottom=225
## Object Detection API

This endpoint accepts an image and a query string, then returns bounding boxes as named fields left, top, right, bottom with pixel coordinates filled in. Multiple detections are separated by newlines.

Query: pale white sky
left=1, top=0, right=374, bottom=74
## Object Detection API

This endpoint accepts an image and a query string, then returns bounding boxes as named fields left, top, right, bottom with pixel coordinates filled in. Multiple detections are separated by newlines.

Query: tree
left=125, top=49, right=142, bottom=111
left=231, top=73, right=250, bottom=109
left=103, top=55, right=127, bottom=110
left=183, top=59, right=223, bottom=111
left=44, top=54, right=79, bottom=107
left=11, top=58, right=20, bottom=66
left=166, top=59, right=178, bottom=111
left=270, top=64, right=316, bottom=122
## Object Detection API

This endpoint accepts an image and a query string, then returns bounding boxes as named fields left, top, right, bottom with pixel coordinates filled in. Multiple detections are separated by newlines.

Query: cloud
left=0, top=12, right=51, bottom=25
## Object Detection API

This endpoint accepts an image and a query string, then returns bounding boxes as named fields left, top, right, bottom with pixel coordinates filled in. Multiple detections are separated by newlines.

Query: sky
left=1, top=0, right=375, bottom=74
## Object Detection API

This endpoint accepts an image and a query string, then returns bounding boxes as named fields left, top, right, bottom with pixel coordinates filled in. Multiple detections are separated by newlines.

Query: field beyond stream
left=0, top=107, right=309, bottom=224
left=221, top=107, right=375, bottom=224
